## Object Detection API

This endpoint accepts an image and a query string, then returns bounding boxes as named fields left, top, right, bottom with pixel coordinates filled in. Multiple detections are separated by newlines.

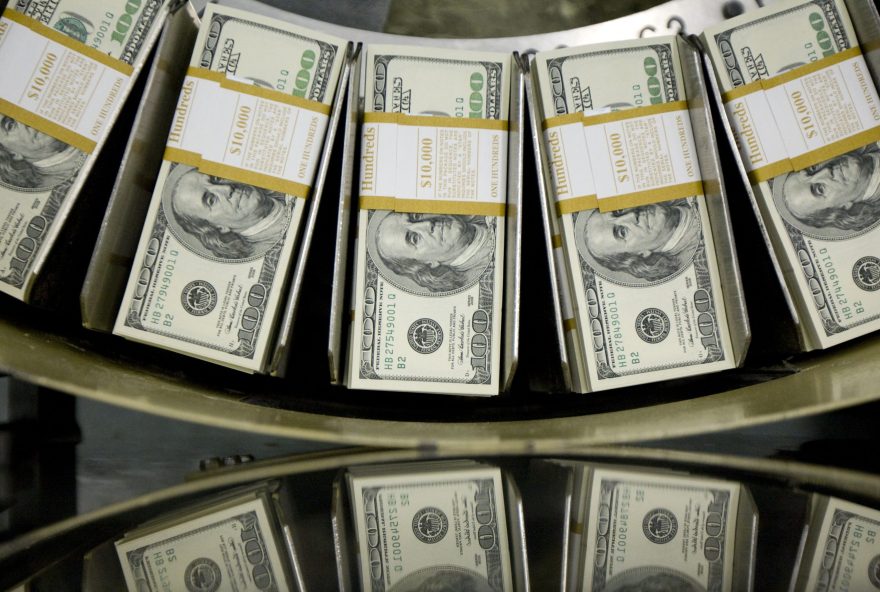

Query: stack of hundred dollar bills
left=0, top=0, right=171, bottom=301
left=791, top=495, right=880, bottom=591
left=347, top=45, right=511, bottom=396
left=113, top=4, right=346, bottom=372
left=554, top=462, right=756, bottom=591
left=342, top=461, right=518, bottom=591
left=115, top=484, right=297, bottom=592
left=533, top=37, right=736, bottom=392
left=702, top=0, right=880, bottom=350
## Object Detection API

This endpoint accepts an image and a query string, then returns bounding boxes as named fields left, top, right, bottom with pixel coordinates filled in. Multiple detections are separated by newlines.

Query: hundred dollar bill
left=116, top=494, right=291, bottom=592
left=534, top=38, right=735, bottom=391
left=347, top=45, right=510, bottom=395
left=580, top=468, right=742, bottom=592
left=113, top=4, right=345, bottom=371
left=347, top=463, right=513, bottom=592
left=703, top=0, right=880, bottom=350
left=0, top=0, right=170, bottom=300
left=795, top=496, right=880, bottom=591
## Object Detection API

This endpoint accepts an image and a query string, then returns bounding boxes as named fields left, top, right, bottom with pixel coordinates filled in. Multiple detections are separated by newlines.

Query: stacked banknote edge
left=532, top=35, right=738, bottom=392
left=0, top=0, right=174, bottom=303
left=114, top=482, right=299, bottom=592
left=112, top=3, right=347, bottom=373
left=543, top=460, right=758, bottom=592
left=790, top=494, right=880, bottom=591
left=336, top=460, right=523, bottom=591
left=702, top=0, right=880, bottom=352
left=345, top=44, right=513, bottom=396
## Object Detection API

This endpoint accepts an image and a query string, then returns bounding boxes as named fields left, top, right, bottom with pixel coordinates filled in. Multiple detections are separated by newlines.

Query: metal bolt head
left=723, top=1, right=745, bottom=18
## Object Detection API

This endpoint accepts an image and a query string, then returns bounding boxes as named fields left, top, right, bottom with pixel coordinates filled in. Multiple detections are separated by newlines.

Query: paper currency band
left=363, top=111, right=509, bottom=131
left=601, top=181, right=704, bottom=211
left=164, top=147, right=311, bottom=199
left=545, top=101, right=700, bottom=214
left=721, top=46, right=880, bottom=183
left=562, top=318, right=577, bottom=331
left=0, top=10, right=134, bottom=153
left=0, top=98, right=96, bottom=153
left=542, top=100, right=690, bottom=130
left=746, top=126, right=880, bottom=183
left=556, top=195, right=598, bottom=216
left=359, top=195, right=506, bottom=216
left=722, top=46, right=861, bottom=101
left=554, top=184, right=704, bottom=215
left=2, top=10, right=133, bottom=75
left=186, top=67, right=331, bottom=115
left=360, top=112, right=509, bottom=215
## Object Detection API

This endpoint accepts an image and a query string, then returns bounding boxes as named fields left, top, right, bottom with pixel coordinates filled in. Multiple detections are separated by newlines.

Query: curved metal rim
left=2, top=314, right=879, bottom=448
left=2, top=445, right=879, bottom=562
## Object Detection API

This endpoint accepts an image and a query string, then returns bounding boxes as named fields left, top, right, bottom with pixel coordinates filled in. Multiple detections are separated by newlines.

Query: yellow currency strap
left=359, top=112, right=507, bottom=216
left=163, top=147, right=312, bottom=199
left=722, top=46, right=880, bottom=183
left=544, top=101, right=701, bottom=214
left=162, top=67, right=333, bottom=199
left=2, top=9, right=132, bottom=75
left=0, top=9, right=134, bottom=153
left=186, top=67, right=331, bottom=115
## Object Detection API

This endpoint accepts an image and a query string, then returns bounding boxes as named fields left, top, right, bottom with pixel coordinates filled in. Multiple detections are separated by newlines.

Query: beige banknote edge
left=0, top=1, right=173, bottom=302
left=347, top=465, right=514, bottom=592
left=533, top=38, right=735, bottom=391
left=579, top=466, right=742, bottom=592
left=346, top=45, right=512, bottom=396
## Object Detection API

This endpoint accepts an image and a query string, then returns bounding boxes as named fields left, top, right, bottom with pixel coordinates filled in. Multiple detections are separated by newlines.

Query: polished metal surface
left=227, top=0, right=761, bottom=52
left=2, top=446, right=880, bottom=589
left=3, top=312, right=880, bottom=448
left=502, top=58, right=526, bottom=392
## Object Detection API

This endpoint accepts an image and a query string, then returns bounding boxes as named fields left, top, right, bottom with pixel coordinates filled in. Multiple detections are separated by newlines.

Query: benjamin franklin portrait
left=0, top=116, right=84, bottom=191
left=367, top=211, right=496, bottom=295
left=575, top=198, right=702, bottom=286
left=772, top=142, right=880, bottom=238
left=162, top=164, right=291, bottom=261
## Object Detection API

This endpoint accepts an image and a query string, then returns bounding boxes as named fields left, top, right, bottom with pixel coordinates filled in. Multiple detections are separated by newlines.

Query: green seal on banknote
left=53, top=17, right=88, bottom=42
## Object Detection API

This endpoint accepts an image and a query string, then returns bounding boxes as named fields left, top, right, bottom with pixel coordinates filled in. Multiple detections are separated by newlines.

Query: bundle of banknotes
left=115, top=484, right=298, bottom=592
left=791, top=495, right=880, bottom=591
left=346, top=45, right=512, bottom=396
left=549, top=462, right=757, bottom=591
left=339, top=461, right=522, bottom=591
left=702, top=0, right=880, bottom=351
left=0, top=0, right=172, bottom=301
left=112, top=4, right=346, bottom=372
left=532, top=37, right=736, bottom=392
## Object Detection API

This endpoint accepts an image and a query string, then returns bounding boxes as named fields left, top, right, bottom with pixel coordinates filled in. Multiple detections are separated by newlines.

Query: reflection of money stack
left=0, top=0, right=171, bottom=301
left=346, top=45, right=511, bottom=396
left=702, top=0, right=880, bottom=350
left=552, top=463, right=757, bottom=591
left=115, top=484, right=298, bottom=592
left=791, top=495, right=880, bottom=591
left=113, top=4, right=345, bottom=372
left=533, top=37, right=735, bottom=392
left=340, top=461, right=521, bottom=592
